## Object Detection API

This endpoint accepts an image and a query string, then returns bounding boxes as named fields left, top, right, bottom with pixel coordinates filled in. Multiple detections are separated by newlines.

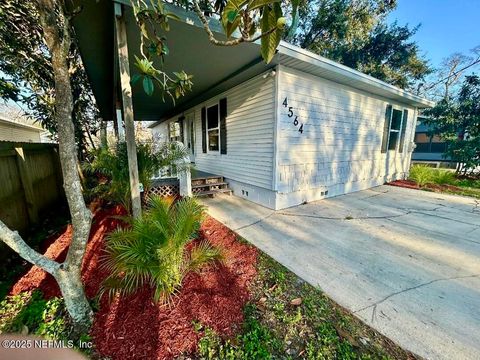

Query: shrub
left=433, top=170, right=456, bottom=185
left=409, top=165, right=435, bottom=187
left=0, top=291, right=67, bottom=339
left=83, top=142, right=188, bottom=212
left=101, top=196, right=223, bottom=303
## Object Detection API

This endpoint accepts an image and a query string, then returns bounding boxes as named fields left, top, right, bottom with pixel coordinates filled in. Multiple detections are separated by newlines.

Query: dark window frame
left=382, top=105, right=409, bottom=153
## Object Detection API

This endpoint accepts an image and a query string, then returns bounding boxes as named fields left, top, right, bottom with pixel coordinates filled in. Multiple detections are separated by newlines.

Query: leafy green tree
left=422, top=75, right=480, bottom=174
left=291, top=0, right=431, bottom=90
left=0, top=0, right=100, bottom=158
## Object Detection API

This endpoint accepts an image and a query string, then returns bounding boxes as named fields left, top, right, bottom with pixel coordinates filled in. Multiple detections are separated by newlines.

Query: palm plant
left=101, top=196, right=223, bottom=303
left=83, top=141, right=189, bottom=212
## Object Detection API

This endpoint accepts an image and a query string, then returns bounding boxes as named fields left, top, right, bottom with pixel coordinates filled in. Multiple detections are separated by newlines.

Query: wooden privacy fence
left=0, top=141, right=65, bottom=234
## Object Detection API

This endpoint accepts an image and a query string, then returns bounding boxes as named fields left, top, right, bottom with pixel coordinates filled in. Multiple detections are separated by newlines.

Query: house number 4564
left=283, top=98, right=304, bottom=134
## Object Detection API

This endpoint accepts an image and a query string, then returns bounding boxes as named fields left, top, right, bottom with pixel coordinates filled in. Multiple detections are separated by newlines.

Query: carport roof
left=71, top=0, right=434, bottom=124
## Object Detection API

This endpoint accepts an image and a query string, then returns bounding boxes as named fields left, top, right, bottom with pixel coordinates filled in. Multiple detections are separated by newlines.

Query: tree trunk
left=55, top=267, right=92, bottom=334
left=36, top=0, right=93, bottom=331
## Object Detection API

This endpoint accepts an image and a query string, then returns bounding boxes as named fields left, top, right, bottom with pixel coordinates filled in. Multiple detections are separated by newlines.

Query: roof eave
left=278, top=41, right=435, bottom=108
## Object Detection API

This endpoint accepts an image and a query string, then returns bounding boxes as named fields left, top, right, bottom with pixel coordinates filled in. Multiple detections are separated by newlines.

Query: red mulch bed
left=388, top=179, right=420, bottom=190
left=8, top=207, right=258, bottom=360
left=388, top=180, right=465, bottom=193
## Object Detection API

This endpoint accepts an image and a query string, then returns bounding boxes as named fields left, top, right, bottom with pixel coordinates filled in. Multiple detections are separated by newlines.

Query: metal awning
left=72, top=0, right=433, bottom=123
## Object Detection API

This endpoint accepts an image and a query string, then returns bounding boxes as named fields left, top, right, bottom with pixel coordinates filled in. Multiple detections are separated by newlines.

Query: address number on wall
left=283, top=98, right=304, bottom=134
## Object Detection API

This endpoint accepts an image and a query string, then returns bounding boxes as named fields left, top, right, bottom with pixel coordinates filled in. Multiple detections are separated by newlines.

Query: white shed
left=151, top=44, right=433, bottom=210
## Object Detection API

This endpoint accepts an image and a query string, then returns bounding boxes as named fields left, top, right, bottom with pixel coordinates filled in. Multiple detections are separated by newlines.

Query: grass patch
left=195, top=252, right=414, bottom=359
left=408, top=165, right=480, bottom=199
left=0, top=290, right=92, bottom=354
left=0, top=291, right=69, bottom=338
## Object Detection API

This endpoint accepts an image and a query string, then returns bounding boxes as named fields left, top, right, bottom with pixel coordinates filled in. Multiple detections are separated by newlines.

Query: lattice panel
left=148, top=184, right=180, bottom=198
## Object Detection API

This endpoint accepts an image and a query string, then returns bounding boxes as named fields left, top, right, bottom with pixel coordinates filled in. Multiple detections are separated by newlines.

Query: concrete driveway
left=201, top=185, right=480, bottom=359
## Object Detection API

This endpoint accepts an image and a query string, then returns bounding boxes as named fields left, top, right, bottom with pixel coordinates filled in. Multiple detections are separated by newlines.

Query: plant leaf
left=248, top=0, right=281, bottom=11
left=227, top=9, right=239, bottom=23
left=131, top=74, right=142, bottom=85
left=260, top=2, right=283, bottom=63
left=143, top=76, right=154, bottom=96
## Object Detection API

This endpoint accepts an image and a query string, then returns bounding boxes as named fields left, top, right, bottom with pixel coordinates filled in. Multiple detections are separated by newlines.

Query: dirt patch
left=9, top=210, right=258, bottom=360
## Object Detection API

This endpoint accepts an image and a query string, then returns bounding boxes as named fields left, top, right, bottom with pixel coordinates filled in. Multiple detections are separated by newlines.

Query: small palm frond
left=171, top=197, right=205, bottom=247
left=186, top=240, right=225, bottom=273
left=100, top=196, right=221, bottom=304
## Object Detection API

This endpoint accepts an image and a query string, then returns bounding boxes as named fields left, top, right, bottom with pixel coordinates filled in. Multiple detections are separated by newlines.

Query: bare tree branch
left=0, top=220, right=60, bottom=274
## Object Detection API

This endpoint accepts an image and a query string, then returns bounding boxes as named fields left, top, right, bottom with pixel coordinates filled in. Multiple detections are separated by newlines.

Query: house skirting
left=224, top=172, right=408, bottom=211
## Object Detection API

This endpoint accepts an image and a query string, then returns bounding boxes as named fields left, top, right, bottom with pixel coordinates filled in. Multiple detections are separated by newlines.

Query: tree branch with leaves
left=131, top=0, right=294, bottom=98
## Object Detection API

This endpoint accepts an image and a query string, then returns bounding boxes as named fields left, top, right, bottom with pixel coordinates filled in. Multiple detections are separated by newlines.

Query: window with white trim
left=388, top=109, right=403, bottom=150
left=169, top=121, right=181, bottom=142
left=207, top=104, right=219, bottom=152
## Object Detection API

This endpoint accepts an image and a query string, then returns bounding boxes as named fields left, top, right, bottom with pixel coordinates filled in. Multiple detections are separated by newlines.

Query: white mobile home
left=72, top=1, right=433, bottom=210
left=150, top=44, right=433, bottom=210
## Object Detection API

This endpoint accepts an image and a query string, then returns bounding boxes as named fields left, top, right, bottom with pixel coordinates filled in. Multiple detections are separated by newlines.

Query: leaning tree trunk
left=37, top=0, right=93, bottom=332
left=0, top=0, right=93, bottom=334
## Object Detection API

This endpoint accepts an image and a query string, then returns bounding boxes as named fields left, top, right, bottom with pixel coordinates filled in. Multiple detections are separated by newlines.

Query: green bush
left=101, top=196, right=223, bottom=303
left=433, top=170, right=456, bottom=185
left=456, top=178, right=480, bottom=189
left=409, top=165, right=435, bottom=187
left=83, top=142, right=188, bottom=212
left=0, top=291, right=67, bottom=339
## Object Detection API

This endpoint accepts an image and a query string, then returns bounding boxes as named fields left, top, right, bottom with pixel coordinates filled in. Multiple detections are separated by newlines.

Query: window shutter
left=219, top=98, right=227, bottom=155
left=201, top=107, right=207, bottom=153
left=381, top=105, right=393, bottom=153
left=179, top=116, right=185, bottom=144
left=399, top=109, right=408, bottom=153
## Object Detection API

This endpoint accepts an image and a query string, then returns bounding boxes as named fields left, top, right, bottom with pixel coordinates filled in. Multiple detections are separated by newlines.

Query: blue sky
left=388, top=0, right=480, bottom=71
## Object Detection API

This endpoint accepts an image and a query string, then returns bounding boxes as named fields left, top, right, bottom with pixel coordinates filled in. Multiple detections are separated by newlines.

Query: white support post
left=115, top=3, right=142, bottom=218
left=175, top=142, right=192, bottom=197
left=116, top=109, right=125, bottom=141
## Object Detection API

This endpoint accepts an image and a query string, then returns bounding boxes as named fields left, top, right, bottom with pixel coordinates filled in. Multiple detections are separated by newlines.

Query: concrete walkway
left=201, top=186, right=480, bottom=360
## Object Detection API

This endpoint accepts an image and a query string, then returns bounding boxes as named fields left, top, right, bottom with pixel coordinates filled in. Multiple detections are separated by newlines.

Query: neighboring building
left=412, top=116, right=452, bottom=167
left=0, top=116, right=44, bottom=143
left=72, top=1, right=433, bottom=210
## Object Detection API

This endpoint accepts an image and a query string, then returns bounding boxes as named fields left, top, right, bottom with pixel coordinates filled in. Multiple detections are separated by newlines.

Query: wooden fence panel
left=0, top=142, right=65, bottom=235
left=0, top=152, right=29, bottom=232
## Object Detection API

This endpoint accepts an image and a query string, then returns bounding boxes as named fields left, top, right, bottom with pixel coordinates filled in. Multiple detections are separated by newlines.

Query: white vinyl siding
left=275, top=66, right=417, bottom=198
left=0, top=122, right=42, bottom=143
left=153, top=72, right=276, bottom=190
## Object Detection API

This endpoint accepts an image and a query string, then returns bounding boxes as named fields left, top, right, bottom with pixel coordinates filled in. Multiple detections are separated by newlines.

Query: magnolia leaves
left=132, top=1, right=193, bottom=100
left=260, top=2, right=283, bottom=63
left=221, top=0, right=285, bottom=63
left=132, top=55, right=193, bottom=99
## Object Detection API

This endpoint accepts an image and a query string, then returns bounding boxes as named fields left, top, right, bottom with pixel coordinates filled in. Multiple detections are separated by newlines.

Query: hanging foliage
left=130, top=0, right=298, bottom=98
